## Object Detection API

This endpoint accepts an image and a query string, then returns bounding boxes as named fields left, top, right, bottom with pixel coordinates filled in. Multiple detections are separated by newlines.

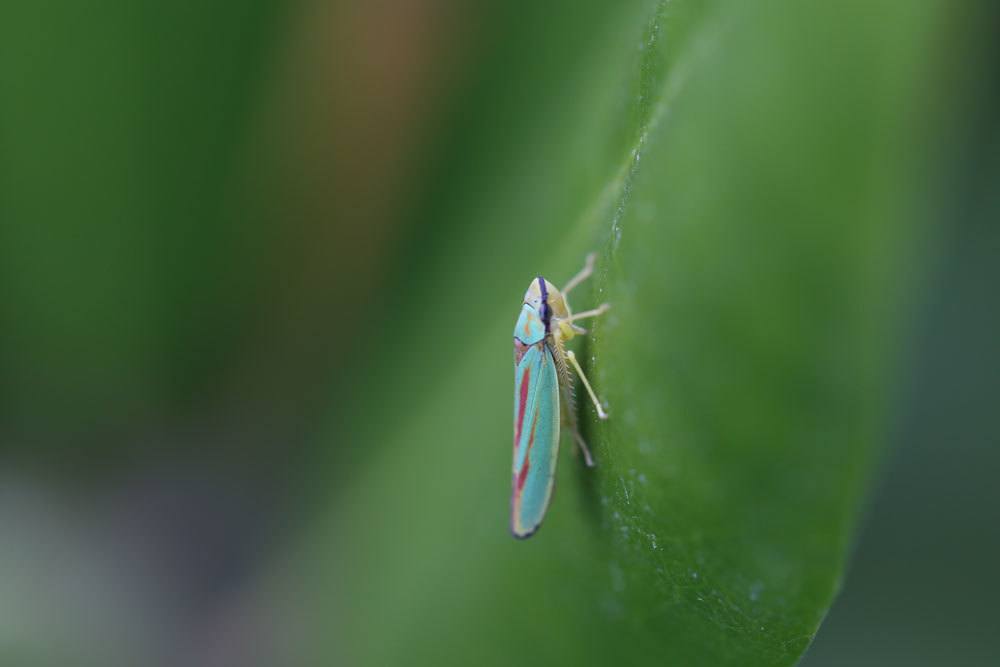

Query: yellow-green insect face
left=523, top=278, right=570, bottom=321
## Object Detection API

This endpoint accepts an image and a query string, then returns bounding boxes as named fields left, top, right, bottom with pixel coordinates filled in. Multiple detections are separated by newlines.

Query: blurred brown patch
left=227, top=0, right=474, bottom=439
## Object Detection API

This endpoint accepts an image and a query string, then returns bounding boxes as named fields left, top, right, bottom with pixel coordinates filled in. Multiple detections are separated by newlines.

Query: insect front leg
left=561, top=252, right=597, bottom=296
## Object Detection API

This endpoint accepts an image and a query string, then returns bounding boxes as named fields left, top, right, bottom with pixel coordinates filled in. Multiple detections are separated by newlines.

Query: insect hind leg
left=569, top=426, right=596, bottom=468
left=566, top=349, right=608, bottom=420
left=557, top=360, right=597, bottom=468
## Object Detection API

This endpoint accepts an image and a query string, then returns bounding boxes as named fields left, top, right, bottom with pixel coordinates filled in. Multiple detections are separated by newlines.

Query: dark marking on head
left=537, top=276, right=552, bottom=331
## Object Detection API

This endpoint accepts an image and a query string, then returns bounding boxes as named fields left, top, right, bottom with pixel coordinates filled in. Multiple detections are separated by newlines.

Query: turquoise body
left=511, top=303, right=561, bottom=538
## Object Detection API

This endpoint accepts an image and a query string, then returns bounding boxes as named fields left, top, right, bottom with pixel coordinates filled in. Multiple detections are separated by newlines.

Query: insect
left=511, top=252, right=610, bottom=539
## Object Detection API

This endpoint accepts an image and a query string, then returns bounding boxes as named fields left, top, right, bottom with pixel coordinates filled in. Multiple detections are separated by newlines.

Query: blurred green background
left=1, top=1, right=997, bottom=665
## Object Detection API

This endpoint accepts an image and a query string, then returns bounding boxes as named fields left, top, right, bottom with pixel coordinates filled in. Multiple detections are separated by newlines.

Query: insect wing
left=511, top=342, right=561, bottom=538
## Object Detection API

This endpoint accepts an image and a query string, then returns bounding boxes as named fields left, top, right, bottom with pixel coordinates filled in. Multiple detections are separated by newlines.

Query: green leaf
left=305, top=1, right=946, bottom=665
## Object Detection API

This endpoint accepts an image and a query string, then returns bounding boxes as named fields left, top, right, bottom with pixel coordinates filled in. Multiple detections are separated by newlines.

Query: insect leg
left=569, top=427, right=596, bottom=468
left=567, top=303, right=610, bottom=323
left=561, top=252, right=597, bottom=296
left=559, top=381, right=596, bottom=468
left=565, top=350, right=608, bottom=420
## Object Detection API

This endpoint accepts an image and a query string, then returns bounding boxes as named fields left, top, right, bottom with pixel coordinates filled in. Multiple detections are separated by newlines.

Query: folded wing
left=511, top=342, right=561, bottom=538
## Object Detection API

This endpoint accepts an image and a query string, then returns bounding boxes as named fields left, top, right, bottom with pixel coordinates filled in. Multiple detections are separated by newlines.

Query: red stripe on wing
left=514, top=367, right=531, bottom=447
left=516, top=410, right=540, bottom=493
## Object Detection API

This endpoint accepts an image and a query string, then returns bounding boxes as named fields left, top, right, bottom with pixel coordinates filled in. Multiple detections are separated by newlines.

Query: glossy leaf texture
left=304, top=1, right=950, bottom=665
